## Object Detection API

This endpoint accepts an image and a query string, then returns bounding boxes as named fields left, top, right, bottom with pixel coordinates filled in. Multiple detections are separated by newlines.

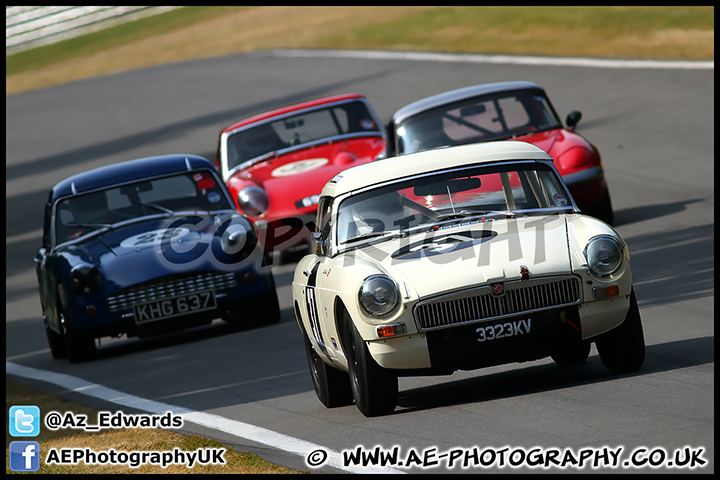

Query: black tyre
left=225, top=280, right=281, bottom=327
left=584, top=186, right=614, bottom=225
left=56, top=284, right=95, bottom=363
left=595, top=289, right=645, bottom=373
left=251, top=288, right=281, bottom=325
left=45, top=325, right=67, bottom=360
left=551, top=340, right=591, bottom=367
left=63, top=323, right=96, bottom=363
left=303, top=334, right=353, bottom=408
left=343, top=310, right=398, bottom=417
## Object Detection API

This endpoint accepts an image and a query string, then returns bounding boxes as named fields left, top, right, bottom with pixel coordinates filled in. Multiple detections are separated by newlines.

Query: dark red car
left=385, top=81, right=614, bottom=224
left=215, top=94, right=386, bottom=262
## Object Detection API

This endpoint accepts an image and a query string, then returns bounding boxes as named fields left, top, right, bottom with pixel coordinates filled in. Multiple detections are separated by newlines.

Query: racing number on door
left=477, top=318, right=531, bottom=342
left=305, top=286, right=324, bottom=344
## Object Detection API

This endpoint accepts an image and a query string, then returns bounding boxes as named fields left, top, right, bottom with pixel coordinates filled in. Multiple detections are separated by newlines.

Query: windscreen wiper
left=342, top=231, right=397, bottom=245
left=139, top=202, right=174, bottom=215
left=434, top=210, right=516, bottom=223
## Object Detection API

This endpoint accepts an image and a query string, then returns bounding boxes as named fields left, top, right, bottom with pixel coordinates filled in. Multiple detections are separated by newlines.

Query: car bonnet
left=345, top=216, right=572, bottom=300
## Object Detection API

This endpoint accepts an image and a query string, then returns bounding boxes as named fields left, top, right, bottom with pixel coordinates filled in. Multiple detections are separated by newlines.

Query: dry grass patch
left=6, top=381, right=299, bottom=474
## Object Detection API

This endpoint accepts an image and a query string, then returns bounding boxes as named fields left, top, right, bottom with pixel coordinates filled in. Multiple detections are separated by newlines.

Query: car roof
left=49, top=154, right=214, bottom=203
left=219, top=93, right=367, bottom=134
left=391, top=81, right=545, bottom=125
left=323, top=140, right=554, bottom=198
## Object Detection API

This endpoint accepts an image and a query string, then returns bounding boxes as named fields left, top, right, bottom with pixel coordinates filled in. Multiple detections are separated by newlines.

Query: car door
left=299, top=196, right=340, bottom=359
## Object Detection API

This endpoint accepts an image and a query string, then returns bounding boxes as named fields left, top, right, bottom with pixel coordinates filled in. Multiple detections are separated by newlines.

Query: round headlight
left=70, top=264, right=101, bottom=295
left=237, top=185, right=268, bottom=216
left=221, top=222, right=248, bottom=255
left=584, top=235, right=623, bottom=277
left=358, top=275, right=400, bottom=317
left=212, top=216, right=258, bottom=265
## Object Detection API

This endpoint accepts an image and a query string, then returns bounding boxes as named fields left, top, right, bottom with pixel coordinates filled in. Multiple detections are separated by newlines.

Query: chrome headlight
left=584, top=235, right=623, bottom=277
left=69, top=264, right=101, bottom=295
left=237, top=185, right=268, bottom=216
left=213, top=216, right=258, bottom=264
left=358, top=275, right=400, bottom=317
left=220, top=221, right=249, bottom=255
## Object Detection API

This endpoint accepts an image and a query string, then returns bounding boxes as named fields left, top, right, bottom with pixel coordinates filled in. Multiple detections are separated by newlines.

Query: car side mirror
left=566, top=110, right=582, bottom=131
left=312, top=232, right=327, bottom=256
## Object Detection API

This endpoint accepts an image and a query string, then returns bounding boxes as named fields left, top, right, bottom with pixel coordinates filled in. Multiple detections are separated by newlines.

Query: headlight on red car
left=237, top=185, right=269, bottom=216
left=69, top=264, right=102, bottom=295
left=556, top=145, right=597, bottom=170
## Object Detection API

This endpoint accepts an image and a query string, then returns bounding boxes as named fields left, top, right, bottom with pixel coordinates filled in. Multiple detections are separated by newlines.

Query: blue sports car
left=35, top=154, right=279, bottom=362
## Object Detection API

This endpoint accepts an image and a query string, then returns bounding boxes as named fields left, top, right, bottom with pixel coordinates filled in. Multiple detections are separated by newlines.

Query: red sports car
left=215, top=94, right=386, bottom=262
left=385, top=81, right=614, bottom=224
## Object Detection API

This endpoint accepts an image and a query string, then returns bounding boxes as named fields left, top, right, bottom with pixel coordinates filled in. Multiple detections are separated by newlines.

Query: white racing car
left=292, top=141, right=644, bottom=417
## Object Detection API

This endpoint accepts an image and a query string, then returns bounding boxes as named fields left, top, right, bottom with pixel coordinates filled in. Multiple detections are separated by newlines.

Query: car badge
left=520, top=265, right=530, bottom=280
left=491, top=282, right=505, bottom=297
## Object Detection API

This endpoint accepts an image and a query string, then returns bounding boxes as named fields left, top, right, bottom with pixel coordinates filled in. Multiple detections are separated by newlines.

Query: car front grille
left=414, top=275, right=582, bottom=331
left=107, top=271, right=237, bottom=312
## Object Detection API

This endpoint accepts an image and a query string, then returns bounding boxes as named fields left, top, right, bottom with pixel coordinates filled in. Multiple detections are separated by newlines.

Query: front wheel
left=63, top=323, right=96, bottom=363
left=551, top=340, right=591, bottom=367
left=56, top=284, right=95, bottom=363
left=224, top=282, right=281, bottom=327
left=584, top=186, right=614, bottom=225
left=249, top=288, right=281, bottom=326
left=45, top=325, right=67, bottom=360
left=344, top=310, right=398, bottom=417
left=303, top=334, right=353, bottom=408
left=595, top=289, right=645, bottom=373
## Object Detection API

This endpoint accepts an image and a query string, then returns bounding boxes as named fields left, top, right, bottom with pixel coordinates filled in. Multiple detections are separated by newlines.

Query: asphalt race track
left=6, top=51, right=714, bottom=474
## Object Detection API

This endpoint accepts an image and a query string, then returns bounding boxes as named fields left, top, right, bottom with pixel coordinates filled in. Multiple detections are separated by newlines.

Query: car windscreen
left=225, top=100, right=381, bottom=170
left=54, top=170, right=232, bottom=244
left=396, top=90, right=562, bottom=155
left=335, top=162, right=571, bottom=246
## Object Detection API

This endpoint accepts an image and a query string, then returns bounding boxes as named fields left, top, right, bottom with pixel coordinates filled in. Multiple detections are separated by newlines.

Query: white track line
left=268, top=49, right=714, bottom=70
left=6, top=361, right=405, bottom=474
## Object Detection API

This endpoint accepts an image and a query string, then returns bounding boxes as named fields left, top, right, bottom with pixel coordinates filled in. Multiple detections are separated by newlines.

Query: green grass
left=312, top=6, right=714, bottom=58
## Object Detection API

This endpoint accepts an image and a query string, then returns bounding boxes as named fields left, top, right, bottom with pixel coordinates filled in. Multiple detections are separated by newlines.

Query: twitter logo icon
left=10, top=406, right=40, bottom=437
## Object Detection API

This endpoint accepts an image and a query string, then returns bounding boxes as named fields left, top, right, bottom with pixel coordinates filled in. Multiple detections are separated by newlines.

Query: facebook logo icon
left=9, top=441, right=41, bottom=472
left=9, top=405, right=40, bottom=436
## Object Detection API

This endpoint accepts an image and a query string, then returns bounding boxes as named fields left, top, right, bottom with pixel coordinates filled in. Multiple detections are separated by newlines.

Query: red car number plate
left=133, top=291, right=216, bottom=323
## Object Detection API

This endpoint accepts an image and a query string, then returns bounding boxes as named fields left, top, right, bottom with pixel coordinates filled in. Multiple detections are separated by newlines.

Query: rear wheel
left=343, top=310, right=398, bottom=417
left=303, top=334, right=353, bottom=408
left=595, top=289, right=645, bottom=373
